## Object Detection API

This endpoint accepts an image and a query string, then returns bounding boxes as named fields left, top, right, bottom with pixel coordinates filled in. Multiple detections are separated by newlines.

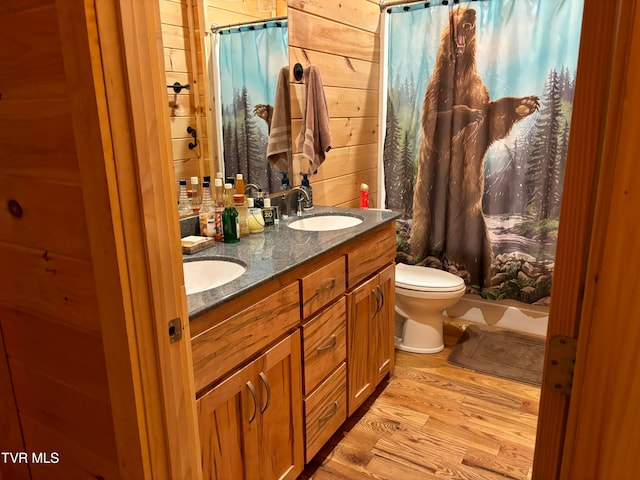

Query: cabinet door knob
left=316, top=335, right=337, bottom=353
left=259, top=372, right=271, bottom=413
left=246, top=381, right=258, bottom=423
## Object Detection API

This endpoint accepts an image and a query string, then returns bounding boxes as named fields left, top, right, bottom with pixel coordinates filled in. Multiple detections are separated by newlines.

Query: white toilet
left=394, top=263, right=466, bottom=354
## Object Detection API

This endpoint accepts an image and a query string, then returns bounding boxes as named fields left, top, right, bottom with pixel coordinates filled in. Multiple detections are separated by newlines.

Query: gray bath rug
left=447, top=324, right=545, bottom=386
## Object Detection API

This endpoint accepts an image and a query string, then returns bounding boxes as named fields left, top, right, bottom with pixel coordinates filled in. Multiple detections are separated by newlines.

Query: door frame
left=533, top=0, right=638, bottom=477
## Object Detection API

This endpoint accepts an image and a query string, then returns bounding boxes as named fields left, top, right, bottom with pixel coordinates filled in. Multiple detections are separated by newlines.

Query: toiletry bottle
left=222, top=183, right=240, bottom=243
left=255, top=189, right=265, bottom=208
left=300, top=173, right=314, bottom=210
left=247, top=198, right=265, bottom=233
left=233, top=194, right=250, bottom=238
left=360, top=183, right=369, bottom=209
left=235, top=173, right=245, bottom=195
left=198, top=181, right=215, bottom=238
left=178, top=179, right=192, bottom=215
left=262, top=197, right=276, bottom=228
left=280, top=171, right=290, bottom=191
left=213, top=178, right=225, bottom=242
left=190, top=176, right=200, bottom=213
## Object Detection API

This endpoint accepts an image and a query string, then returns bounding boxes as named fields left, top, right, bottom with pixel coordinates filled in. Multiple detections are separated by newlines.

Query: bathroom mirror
left=207, top=1, right=291, bottom=195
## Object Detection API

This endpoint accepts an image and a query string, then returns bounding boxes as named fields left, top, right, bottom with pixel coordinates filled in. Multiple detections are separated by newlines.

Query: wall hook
left=167, top=82, right=190, bottom=94
left=293, top=63, right=304, bottom=82
left=187, top=126, right=198, bottom=150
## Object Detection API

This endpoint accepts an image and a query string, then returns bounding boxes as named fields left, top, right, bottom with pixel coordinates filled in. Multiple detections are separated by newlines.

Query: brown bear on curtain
left=410, top=6, right=539, bottom=288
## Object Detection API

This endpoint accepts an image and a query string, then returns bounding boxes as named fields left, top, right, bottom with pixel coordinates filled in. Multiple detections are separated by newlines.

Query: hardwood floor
left=300, top=320, right=541, bottom=480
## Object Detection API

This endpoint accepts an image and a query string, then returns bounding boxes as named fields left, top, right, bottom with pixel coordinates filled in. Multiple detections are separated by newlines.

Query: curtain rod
left=210, top=16, right=287, bottom=34
left=381, top=0, right=478, bottom=11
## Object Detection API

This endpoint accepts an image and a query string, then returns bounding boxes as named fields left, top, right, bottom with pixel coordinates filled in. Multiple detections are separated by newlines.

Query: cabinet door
left=197, top=362, right=260, bottom=480
left=375, top=264, right=395, bottom=384
left=346, top=275, right=377, bottom=416
left=256, top=330, right=304, bottom=480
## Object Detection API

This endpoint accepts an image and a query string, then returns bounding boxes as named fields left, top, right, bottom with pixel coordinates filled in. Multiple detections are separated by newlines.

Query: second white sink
left=183, top=259, right=246, bottom=295
left=287, top=214, right=363, bottom=232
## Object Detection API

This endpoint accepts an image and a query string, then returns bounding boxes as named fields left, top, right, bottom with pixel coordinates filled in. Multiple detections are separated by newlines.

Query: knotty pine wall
left=160, top=0, right=213, bottom=186
left=0, top=3, right=120, bottom=479
left=289, top=0, right=381, bottom=207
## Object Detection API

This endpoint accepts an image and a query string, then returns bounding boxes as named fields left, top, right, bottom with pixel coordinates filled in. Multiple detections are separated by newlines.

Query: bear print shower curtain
left=383, top=0, right=584, bottom=305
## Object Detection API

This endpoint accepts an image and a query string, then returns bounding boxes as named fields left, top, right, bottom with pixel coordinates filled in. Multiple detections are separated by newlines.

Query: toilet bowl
left=395, top=263, right=466, bottom=353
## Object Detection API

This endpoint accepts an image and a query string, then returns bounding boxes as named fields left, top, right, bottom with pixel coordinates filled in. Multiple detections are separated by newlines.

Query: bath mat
left=447, top=324, right=545, bottom=386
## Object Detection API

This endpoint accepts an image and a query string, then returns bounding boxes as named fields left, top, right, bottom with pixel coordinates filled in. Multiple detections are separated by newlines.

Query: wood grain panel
left=191, top=282, right=300, bottom=394
left=10, top=361, right=118, bottom=461
left=0, top=100, right=79, bottom=182
left=159, top=0, right=187, bottom=27
left=291, top=84, right=379, bottom=119
left=20, top=415, right=120, bottom=480
left=0, top=306, right=110, bottom=402
left=302, top=298, right=347, bottom=395
left=0, top=176, right=90, bottom=259
left=304, top=363, right=347, bottom=463
left=164, top=46, right=190, bottom=72
left=310, top=168, right=378, bottom=208
left=173, top=156, right=201, bottom=182
left=288, top=0, right=379, bottom=33
left=291, top=117, right=378, bottom=151
left=290, top=47, right=380, bottom=91
left=161, top=22, right=190, bottom=50
left=0, top=324, right=29, bottom=480
left=300, top=255, right=346, bottom=318
left=0, top=244, right=100, bottom=333
left=288, top=9, right=379, bottom=63
left=0, top=3, right=67, bottom=100
left=347, top=222, right=396, bottom=288
left=293, top=144, right=378, bottom=184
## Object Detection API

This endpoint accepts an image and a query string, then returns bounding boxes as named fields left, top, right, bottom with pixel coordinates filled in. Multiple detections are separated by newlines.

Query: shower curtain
left=217, top=21, right=288, bottom=194
left=383, top=0, right=584, bottom=305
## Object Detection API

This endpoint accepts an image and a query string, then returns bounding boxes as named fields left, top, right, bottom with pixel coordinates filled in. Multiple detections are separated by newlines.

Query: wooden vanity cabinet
left=196, top=331, right=303, bottom=480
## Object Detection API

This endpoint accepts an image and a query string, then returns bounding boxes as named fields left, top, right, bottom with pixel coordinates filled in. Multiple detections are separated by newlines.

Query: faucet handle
left=296, top=194, right=304, bottom=216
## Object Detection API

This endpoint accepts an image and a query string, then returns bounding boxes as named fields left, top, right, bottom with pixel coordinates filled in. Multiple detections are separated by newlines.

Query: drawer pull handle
left=316, top=335, right=337, bottom=353
left=318, top=401, right=338, bottom=423
left=259, top=372, right=271, bottom=413
left=316, top=278, right=336, bottom=296
left=246, top=381, right=258, bottom=423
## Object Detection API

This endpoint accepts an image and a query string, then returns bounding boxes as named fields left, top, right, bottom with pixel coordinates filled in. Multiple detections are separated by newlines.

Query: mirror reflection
left=212, top=17, right=289, bottom=194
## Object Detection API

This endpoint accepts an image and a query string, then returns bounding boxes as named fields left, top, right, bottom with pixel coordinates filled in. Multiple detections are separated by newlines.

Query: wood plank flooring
left=300, top=320, right=541, bottom=480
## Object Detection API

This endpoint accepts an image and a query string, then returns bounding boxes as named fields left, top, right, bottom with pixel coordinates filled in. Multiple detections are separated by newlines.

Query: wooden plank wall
left=288, top=0, right=381, bottom=207
left=160, top=0, right=212, bottom=190
left=0, top=2, right=120, bottom=478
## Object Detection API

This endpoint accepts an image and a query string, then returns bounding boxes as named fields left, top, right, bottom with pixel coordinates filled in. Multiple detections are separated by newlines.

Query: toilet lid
left=395, top=263, right=465, bottom=292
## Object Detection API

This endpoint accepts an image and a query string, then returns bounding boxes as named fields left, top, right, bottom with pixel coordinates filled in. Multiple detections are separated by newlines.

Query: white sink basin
left=287, top=214, right=363, bottom=232
left=183, top=259, right=246, bottom=295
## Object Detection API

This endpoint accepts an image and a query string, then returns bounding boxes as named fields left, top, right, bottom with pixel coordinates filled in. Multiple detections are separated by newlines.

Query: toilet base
left=394, top=316, right=444, bottom=354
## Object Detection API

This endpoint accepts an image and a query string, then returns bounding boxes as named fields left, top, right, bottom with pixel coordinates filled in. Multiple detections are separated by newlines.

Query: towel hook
left=293, top=63, right=304, bottom=82
left=187, top=126, right=198, bottom=150
left=167, top=82, right=190, bottom=94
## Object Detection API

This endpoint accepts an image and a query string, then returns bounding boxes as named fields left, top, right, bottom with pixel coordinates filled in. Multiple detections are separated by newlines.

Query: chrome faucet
left=245, top=183, right=262, bottom=196
left=282, top=187, right=310, bottom=217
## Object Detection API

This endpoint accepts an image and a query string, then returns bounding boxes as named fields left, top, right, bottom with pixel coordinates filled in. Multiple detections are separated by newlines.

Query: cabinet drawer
left=347, top=223, right=396, bottom=288
left=191, top=282, right=300, bottom=394
left=304, top=363, right=347, bottom=463
left=300, top=255, right=346, bottom=318
left=302, top=297, right=346, bottom=395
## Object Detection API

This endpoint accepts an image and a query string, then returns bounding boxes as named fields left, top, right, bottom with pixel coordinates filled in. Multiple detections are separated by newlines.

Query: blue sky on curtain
left=383, top=0, right=584, bottom=304
left=218, top=21, right=288, bottom=194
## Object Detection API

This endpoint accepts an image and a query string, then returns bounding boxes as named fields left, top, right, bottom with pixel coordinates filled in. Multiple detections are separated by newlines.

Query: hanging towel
left=266, top=66, right=292, bottom=172
left=297, top=65, right=332, bottom=174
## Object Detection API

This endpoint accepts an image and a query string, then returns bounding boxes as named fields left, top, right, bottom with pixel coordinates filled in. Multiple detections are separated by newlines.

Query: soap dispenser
left=280, top=171, right=290, bottom=191
left=300, top=173, right=314, bottom=210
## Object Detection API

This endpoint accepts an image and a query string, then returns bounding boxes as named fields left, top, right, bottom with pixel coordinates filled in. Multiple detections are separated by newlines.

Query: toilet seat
left=395, top=263, right=465, bottom=292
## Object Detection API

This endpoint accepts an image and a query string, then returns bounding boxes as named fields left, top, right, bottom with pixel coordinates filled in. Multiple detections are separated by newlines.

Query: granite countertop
left=184, top=205, right=399, bottom=319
